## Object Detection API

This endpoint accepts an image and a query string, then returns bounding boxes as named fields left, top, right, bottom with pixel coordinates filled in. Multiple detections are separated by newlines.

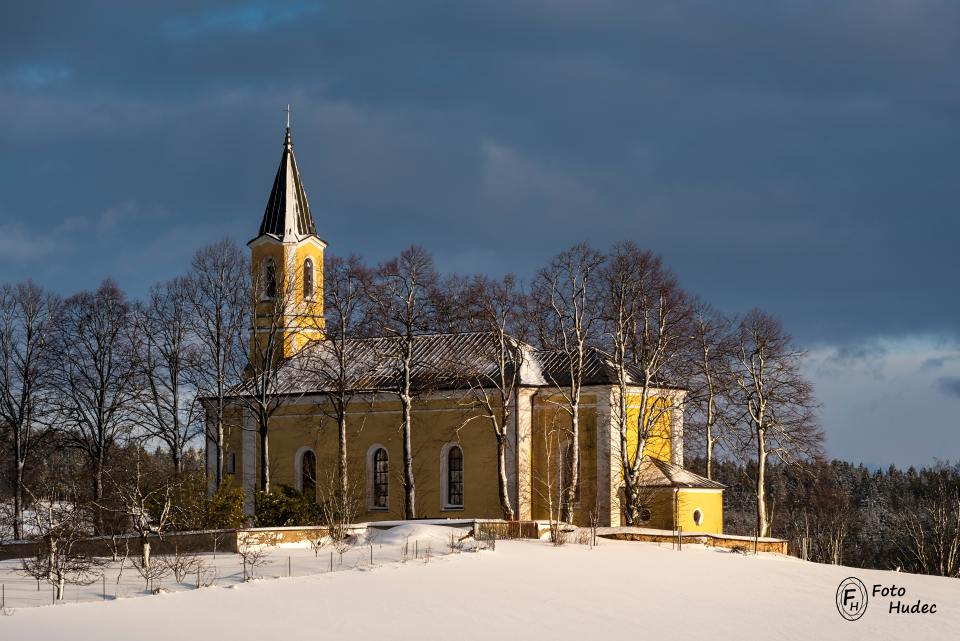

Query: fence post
left=288, top=556, right=291, bottom=577
left=678, top=526, right=683, bottom=551
left=2, top=583, right=5, bottom=609
left=329, top=551, right=333, bottom=572
left=102, top=574, right=106, bottom=601
left=370, top=545, right=373, bottom=565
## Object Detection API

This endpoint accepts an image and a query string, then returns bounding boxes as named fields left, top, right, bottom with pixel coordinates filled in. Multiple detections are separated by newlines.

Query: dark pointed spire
left=258, top=119, right=317, bottom=241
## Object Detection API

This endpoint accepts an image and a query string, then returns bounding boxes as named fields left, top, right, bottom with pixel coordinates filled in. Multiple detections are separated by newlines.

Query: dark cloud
left=1, top=2, right=960, bottom=463
left=937, top=377, right=960, bottom=400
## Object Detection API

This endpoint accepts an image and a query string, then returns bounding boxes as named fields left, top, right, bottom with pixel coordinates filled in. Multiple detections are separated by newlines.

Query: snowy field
left=1, top=525, right=958, bottom=641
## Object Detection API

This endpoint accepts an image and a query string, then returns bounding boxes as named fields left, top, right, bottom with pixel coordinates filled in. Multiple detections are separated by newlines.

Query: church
left=208, top=122, right=725, bottom=534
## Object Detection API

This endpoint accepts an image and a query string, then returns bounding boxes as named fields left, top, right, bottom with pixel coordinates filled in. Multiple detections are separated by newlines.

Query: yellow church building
left=208, top=123, right=724, bottom=534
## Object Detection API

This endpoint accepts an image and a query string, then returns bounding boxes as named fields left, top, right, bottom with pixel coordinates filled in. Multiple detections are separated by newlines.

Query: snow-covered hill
left=1, top=530, right=957, bottom=640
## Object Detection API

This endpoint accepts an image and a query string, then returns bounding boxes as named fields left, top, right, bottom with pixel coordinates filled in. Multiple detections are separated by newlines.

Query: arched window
left=693, top=508, right=703, bottom=527
left=447, top=446, right=464, bottom=508
left=300, top=450, right=316, bottom=498
left=263, top=257, right=277, bottom=299
left=303, top=258, right=315, bottom=299
left=372, top=447, right=389, bottom=509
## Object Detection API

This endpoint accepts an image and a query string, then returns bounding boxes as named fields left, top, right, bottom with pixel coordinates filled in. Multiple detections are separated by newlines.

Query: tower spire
left=257, top=109, right=316, bottom=241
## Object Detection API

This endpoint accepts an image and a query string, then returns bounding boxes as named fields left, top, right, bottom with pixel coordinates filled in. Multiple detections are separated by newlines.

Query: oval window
left=693, top=508, right=703, bottom=526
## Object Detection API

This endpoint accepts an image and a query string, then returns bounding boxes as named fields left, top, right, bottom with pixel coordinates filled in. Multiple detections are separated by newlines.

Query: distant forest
left=688, top=455, right=960, bottom=577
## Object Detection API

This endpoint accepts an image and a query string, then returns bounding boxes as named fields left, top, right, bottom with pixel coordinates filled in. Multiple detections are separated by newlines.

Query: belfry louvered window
left=303, top=258, right=314, bottom=299
left=373, top=448, right=389, bottom=509
left=263, top=258, right=277, bottom=299
left=447, top=446, right=464, bottom=507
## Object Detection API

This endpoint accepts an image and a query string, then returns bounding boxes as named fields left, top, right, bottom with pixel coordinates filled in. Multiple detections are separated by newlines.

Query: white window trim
left=293, top=446, right=316, bottom=493
left=366, top=443, right=389, bottom=512
left=440, top=442, right=464, bottom=511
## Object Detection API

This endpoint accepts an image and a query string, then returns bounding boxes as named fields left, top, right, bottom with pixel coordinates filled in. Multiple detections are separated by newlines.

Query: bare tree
left=460, top=274, right=527, bottom=520
left=132, top=277, right=202, bottom=474
left=186, top=239, right=248, bottom=488
left=687, top=300, right=736, bottom=481
left=599, top=243, right=694, bottom=525
left=367, top=245, right=439, bottom=519
left=897, top=468, right=960, bottom=578
left=50, top=280, right=139, bottom=532
left=302, top=254, right=374, bottom=508
left=731, top=309, right=822, bottom=537
left=20, top=484, right=100, bottom=601
left=105, top=454, right=175, bottom=575
left=239, top=252, right=307, bottom=493
left=530, top=243, right=604, bottom=522
left=0, top=281, right=59, bottom=540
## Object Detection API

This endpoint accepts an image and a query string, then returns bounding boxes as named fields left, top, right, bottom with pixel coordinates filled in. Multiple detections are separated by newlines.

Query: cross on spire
left=284, top=104, right=292, bottom=129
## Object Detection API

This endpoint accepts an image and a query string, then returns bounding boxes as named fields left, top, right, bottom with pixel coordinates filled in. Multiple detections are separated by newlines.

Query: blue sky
left=1, top=1, right=958, bottom=466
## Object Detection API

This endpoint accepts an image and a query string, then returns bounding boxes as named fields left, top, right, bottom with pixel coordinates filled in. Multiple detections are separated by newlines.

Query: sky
left=1, top=1, right=958, bottom=467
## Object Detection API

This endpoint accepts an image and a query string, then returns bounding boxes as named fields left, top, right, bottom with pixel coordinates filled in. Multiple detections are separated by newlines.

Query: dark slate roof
left=257, top=127, right=317, bottom=241
left=284, top=331, right=519, bottom=393
left=248, top=331, right=682, bottom=396
left=534, top=348, right=664, bottom=388
left=636, top=458, right=726, bottom=489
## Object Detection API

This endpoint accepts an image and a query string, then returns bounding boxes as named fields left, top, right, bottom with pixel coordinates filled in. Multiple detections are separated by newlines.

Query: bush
left=205, top=484, right=246, bottom=530
left=254, top=485, right=321, bottom=527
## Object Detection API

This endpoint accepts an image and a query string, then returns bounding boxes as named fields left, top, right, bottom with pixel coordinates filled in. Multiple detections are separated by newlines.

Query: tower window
left=263, top=257, right=277, bottom=299
left=371, top=447, right=389, bottom=510
left=303, top=258, right=315, bottom=299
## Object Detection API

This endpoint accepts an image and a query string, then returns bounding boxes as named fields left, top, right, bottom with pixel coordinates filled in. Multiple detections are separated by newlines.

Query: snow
left=1, top=534, right=958, bottom=640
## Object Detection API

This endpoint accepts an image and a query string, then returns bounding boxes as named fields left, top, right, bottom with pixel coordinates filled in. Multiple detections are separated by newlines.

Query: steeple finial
left=284, top=103, right=292, bottom=130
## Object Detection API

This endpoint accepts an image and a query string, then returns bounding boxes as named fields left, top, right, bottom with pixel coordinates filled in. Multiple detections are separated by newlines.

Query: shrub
left=254, top=485, right=322, bottom=527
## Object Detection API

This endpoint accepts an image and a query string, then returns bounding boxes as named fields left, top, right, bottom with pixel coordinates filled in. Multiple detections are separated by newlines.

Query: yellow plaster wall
left=224, top=395, right=507, bottom=521
left=624, top=394, right=673, bottom=464
left=529, top=394, right=598, bottom=524
left=676, top=489, right=723, bottom=534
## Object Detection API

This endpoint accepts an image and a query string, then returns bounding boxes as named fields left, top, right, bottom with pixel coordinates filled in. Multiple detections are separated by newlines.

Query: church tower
left=248, top=118, right=326, bottom=360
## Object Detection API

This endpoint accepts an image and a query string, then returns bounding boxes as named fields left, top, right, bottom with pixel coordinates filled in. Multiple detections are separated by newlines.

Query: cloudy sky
left=1, top=1, right=958, bottom=466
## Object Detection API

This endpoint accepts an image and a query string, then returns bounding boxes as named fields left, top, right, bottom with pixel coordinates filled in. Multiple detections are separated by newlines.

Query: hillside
left=1, top=530, right=957, bottom=640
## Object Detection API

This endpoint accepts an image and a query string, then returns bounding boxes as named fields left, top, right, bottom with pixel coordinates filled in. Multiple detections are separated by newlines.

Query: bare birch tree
left=731, top=309, right=822, bottom=537
left=0, top=281, right=59, bottom=540
left=461, top=274, right=527, bottom=520
left=367, top=245, right=439, bottom=519
left=687, top=300, right=736, bottom=481
left=600, top=242, right=694, bottom=524
left=50, top=280, right=139, bottom=532
left=186, top=239, right=248, bottom=488
left=530, top=243, right=604, bottom=523
left=238, top=250, right=313, bottom=494
left=301, top=254, right=374, bottom=507
left=132, top=277, right=202, bottom=474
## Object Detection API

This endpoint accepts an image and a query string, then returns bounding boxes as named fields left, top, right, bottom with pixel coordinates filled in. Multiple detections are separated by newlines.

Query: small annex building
left=207, top=123, right=724, bottom=533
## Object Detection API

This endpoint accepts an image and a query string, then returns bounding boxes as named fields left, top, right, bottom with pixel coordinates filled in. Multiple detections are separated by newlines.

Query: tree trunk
left=401, top=391, right=416, bottom=519
left=756, top=428, right=769, bottom=537
left=496, top=432, right=515, bottom=520
left=259, top=419, right=270, bottom=493
left=142, top=538, right=151, bottom=571
left=215, top=413, right=225, bottom=487
left=338, top=412, right=348, bottom=507
left=705, top=395, right=715, bottom=481
left=561, top=403, right=580, bottom=523
left=12, top=457, right=24, bottom=540
left=93, top=454, right=105, bottom=534
left=56, top=576, right=65, bottom=601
